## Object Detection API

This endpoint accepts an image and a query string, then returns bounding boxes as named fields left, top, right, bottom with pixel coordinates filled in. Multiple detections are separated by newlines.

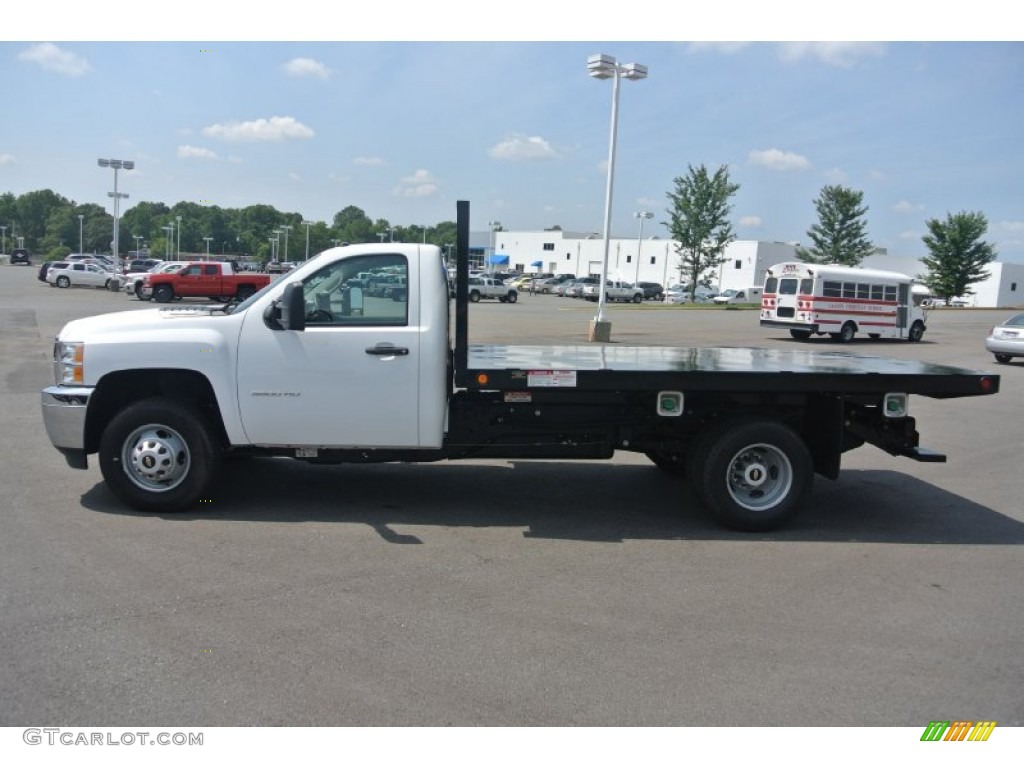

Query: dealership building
left=479, top=228, right=1024, bottom=307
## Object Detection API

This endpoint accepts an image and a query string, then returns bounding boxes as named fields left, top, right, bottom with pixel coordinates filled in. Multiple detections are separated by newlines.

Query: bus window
left=764, top=277, right=778, bottom=293
left=871, top=285, right=884, bottom=301
left=779, top=278, right=798, bottom=295
left=823, top=281, right=842, bottom=298
left=857, top=283, right=870, bottom=299
left=884, top=286, right=897, bottom=302
left=843, top=282, right=857, bottom=298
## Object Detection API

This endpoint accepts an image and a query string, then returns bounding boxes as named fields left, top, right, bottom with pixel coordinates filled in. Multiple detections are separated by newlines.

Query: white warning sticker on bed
left=527, top=370, right=577, bottom=387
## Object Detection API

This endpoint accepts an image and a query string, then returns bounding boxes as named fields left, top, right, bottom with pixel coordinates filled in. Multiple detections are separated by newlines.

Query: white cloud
left=893, top=200, right=924, bottom=214
left=688, top=42, right=750, bottom=55
left=18, top=43, right=90, bottom=76
left=393, top=169, right=439, bottom=198
left=202, top=116, right=314, bottom=142
left=0, top=154, right=15, bottom=166
left=353, top=156, right=385, bottom=166
left=177, top=145, right=218, bottom=160
left=999, top=220, right=1024, bottom=232
left=488, top=135, right=558, bottom=161
left=778, top=42, right=885, bottom=68
left=289, top=172, right=302, bottom=182
left=899, top=230, right=922, bottom=241
left=740, top=216, right=762, bottom=227
left=748, top=148, right=811, bottom=172
left=283, top=58, right=331, bottom=79
left=824, top=167, right=848, bottom=183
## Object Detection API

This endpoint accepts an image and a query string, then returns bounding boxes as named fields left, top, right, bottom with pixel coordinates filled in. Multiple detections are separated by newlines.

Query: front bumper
left=41, top=386, right=93, bottom=469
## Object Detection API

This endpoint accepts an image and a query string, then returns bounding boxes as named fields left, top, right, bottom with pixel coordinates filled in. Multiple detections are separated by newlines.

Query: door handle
left=365, top=343, right=409, bottom=356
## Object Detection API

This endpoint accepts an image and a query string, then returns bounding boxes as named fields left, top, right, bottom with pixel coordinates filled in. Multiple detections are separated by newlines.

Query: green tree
left=665, top=164, right=740, bottom=300
left=797, top=185, right=873, bottom=266
left=15, top=189, right=71, bottom=250
left=333, top=205, right=376, bottom=243
left=920, top=211, right=996, bottom=302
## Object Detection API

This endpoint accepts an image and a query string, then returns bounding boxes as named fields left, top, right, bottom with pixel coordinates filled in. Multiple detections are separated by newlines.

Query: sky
left=3, top=4, right=1023, bottom=262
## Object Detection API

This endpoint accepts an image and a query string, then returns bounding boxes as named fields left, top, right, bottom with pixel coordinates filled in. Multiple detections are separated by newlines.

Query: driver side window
left=302, top=253, right=408, bottom=326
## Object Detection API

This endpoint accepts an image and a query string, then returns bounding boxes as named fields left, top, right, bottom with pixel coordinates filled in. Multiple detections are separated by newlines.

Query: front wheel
left=995, top=353, right=1012, bottom=363
left=56, top=275, right=70, bottom=288
left=506, top=292, right=518, bottom=304
left=838, top=322, right=856, bottom=343
left=153, top=285, right=174, bottom=303
left=694, top=420, right=813, bottom=531
left=908, top=321, right=925, bottom=342
left=236, top=285, right=256, bottom=301
left=633, top=294, right=642, bottom=303
left=468, top=290, right=481, bottom=303
left=98, top=398, right=221, bottom=512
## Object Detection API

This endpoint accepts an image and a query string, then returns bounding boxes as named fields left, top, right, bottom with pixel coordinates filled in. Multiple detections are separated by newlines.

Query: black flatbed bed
left=461, top=344, right=999, bottom=399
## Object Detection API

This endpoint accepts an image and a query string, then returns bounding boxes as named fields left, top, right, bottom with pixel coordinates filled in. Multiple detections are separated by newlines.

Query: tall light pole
left=176, top=215, right=182, bottom=258
left=280, top=224, right=292, bottom=261
left=487, top=220, right=501, bottom=273
left=1, top=225, right=7, bottom=255
left=585, top=54, right=647, bottom=342
left=633, top=211, right=653, bottom=284
left=302, top=220, right=312, bottom=261
left=77, top=215, right=84, bottom=253
left=203, top=237, right=213, bottom=258
left=98, top=158, right=134, bottom=261
left=162, top=225, right=174, bottom=258
left=133, top=235, right=142, bottom=257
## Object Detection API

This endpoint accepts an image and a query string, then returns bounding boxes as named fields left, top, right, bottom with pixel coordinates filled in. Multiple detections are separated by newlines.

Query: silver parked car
left=985, top=313, right=1024, bottom=363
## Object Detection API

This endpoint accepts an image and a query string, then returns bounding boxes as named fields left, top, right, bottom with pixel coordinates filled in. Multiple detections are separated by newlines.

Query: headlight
left=54, top=340, right=85, bottom=385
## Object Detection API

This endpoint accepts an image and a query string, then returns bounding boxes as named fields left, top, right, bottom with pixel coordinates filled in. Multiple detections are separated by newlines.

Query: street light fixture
left=585, top=54, right=648, bottom=342
left=98, top=158, right=134, bottom=261
left=633, top=211, right=653, bottom=284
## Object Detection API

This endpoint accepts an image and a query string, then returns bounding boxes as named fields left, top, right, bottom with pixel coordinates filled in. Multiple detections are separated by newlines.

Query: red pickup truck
left=144, top=262, right=271, bottom=303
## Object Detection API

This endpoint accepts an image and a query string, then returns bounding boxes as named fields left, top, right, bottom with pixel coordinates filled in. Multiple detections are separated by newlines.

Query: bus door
left=775, top=276, right=800, bottom=320
left=897, top=283, right=910, bottom=336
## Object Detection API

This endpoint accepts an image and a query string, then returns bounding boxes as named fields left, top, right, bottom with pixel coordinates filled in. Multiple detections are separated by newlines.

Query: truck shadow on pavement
left=81, top=459, right=1024, bottom=546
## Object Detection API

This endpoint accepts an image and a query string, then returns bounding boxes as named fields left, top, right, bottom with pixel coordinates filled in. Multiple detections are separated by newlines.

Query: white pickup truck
left=40, top=201, right=1000, bottom=531
left=581, top=280, right=644, bottom=303
left=467, top=276, right=518, bottom=303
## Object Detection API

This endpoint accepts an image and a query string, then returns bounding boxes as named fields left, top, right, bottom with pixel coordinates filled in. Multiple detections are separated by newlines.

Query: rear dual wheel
left=687, top=420, right=812, bottom=532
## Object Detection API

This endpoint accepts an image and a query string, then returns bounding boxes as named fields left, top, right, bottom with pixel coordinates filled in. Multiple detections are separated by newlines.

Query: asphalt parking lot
left=1, top=265, right=1022, bottom=726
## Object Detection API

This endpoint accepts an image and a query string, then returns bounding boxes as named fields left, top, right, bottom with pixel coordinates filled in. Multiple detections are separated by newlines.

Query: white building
left=488, top=229, right=797, bottom=291
left=487, top=229, right=1024, bottom=307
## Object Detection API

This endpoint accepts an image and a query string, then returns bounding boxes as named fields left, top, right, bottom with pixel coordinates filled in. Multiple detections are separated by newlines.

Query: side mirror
left=264, top=281, right=306, bottom=331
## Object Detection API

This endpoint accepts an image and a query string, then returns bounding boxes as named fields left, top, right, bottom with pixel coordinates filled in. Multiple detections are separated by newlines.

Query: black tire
left=506, top=291, right=518, bottom=304
left=908, top=321, right=925, bottom=342
left=654, top=293, right=664, bottom=301
left=236, top=285, right=256, bottom=301
left=995, top=353, right=1012, bottom=363
left=633, top=293, right=642, bottom=303
left=695, top=420, right=813, bottom=532
left=153, top=285, right=174, bottom=303
left=868, top=333, right=881, bottom=339
left=469, top=290, right=481, bottom=303
left=647, top=450, right=687, bottom=477
left=790, top=329, right=812, bottom=340
left=56, top=275, right=70, bottom=289
left=839, top=322, right=856, bottom=343
left=98, top=398, right=221, bottom=513
left=134, top=284, right=145, bottom=300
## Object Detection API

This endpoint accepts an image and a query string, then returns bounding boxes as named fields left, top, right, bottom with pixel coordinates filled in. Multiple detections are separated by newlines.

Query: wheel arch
left=85, top=369, right=228, bottom=454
